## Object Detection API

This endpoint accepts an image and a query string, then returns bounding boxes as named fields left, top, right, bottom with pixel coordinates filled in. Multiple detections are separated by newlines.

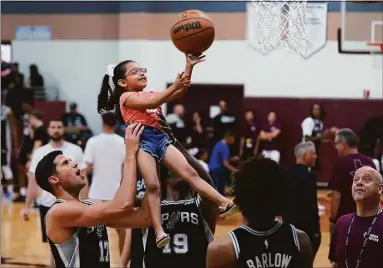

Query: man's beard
left=50, top=135, right=63, bottom=142
left=353, top=194, right=364, bottom=201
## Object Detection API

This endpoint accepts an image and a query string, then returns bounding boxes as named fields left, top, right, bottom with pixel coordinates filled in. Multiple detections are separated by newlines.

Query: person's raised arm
left=123, top=73, right=190, bottom=110
left=166, top=54, right=205, bottom=103
left=49, top=123, right=144, bottom=228
left=107, top=194, right=151, bottom=228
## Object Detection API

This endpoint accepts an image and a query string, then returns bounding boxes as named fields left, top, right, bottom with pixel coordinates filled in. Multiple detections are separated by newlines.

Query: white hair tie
left=106, top=64, right=115, bottom=77
left=106, top=64, right=116, bottom=90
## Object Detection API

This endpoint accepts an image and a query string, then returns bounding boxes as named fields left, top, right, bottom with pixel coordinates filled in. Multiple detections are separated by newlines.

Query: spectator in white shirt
left=301, top=104, right=336, bottom=169
left=166, top=104, right=188, bottom=146
left=20, top=118, right=86, bottom=267
left=188, top=147, right=209, bottom=172
left=83, top=112, right=128, bottom=266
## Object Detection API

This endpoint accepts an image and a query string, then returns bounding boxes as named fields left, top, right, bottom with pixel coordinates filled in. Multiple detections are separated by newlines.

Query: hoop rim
left=366, top=42, right=383, bottom=53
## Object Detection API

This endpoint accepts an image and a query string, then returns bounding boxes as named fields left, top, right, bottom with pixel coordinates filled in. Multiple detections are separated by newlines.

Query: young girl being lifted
left=97, top=54, right=238, bottom=248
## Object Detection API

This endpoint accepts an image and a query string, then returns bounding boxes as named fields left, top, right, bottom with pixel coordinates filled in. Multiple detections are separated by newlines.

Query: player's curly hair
left=233, top=157, right=287, bottom=224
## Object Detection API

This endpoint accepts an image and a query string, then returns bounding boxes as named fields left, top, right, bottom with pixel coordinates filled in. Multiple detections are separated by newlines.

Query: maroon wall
left=35, top=100, right=66, bottom=124
left=244, top=97, right=383, bottom=184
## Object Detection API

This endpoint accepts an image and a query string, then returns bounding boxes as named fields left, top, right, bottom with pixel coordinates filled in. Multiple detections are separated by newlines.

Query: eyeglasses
left=127, top=68, right=147, bottom=76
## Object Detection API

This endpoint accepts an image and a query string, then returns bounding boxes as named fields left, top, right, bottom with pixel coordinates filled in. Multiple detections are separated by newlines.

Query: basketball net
left=247, top=0, right=311, bottom=58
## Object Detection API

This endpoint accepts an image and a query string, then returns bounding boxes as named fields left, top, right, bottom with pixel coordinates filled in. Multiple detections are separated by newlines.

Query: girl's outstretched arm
left=166, top=54, right=206, bottom=103
left=123, top=73, right=189, bottom=110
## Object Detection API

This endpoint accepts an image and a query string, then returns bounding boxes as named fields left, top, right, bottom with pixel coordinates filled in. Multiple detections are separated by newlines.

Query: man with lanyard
left=329, top=166, right=383, bottom=268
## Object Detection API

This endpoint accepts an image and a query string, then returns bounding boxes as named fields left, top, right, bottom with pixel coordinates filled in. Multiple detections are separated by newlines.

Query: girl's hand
left=185, top=53, right=206, bottom=67
left=173, top=72, right=190, bottom=90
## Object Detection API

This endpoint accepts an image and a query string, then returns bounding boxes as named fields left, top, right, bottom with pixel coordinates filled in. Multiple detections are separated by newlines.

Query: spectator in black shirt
left=6, top=63, right=25, bottom=118
left=61, top=102, right=90, bottom=148
left=28, top=64, right=44, bottom=87
left=8, top=62, right=24, bottom=89
left=212, top=100, right=236, bottom=143
left=239, top=110, right=258, bottom=160
left=190, top=112, right=206, bottom=149
left=29, top=110, right=49, bottom=156
left=282, top=141, right=321, bottom=260
left=1, top=60, right=12, bottom=91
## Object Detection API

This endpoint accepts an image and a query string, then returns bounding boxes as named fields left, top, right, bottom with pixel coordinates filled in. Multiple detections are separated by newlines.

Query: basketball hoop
left=367, top=42, right=383, bottom=69
left=247, top=0, right=311, bottom=58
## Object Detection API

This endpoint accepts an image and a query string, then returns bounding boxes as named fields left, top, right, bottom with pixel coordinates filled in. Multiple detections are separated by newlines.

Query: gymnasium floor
left=1, top=190, right=332, bottom=268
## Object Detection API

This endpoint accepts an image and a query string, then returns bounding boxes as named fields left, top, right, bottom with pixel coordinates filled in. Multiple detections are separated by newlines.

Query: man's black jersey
left=229, top=221, right=303, bottom=268
left=47, top=199, right=110, bottom=268
left=144, top=196, right=213, bottom=268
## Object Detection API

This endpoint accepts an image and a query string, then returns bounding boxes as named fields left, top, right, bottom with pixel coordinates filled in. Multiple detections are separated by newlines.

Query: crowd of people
left=1, top=55, right=383, bottom=268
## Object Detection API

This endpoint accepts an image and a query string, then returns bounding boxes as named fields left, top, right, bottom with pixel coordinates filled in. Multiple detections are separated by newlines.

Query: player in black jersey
left=34, top=123, right=152, bottom=268
left=143, top=167, right=217, bottom=268
left=129, top=141, right=219, bottom=268
left=207, top=158, right=314, bottom=268
left=125, top=173, right=147, bottom=268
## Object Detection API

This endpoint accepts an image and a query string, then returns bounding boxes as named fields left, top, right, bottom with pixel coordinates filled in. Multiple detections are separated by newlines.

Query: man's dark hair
left=337, top=128, right=359, bottom=148
left=102, top=112, right=117, bottom=127
left=224, top=129, right=236, bottom=137
left=49, top=117, right=65, bottom=125
left=35, top=150, right=63, bottom=194
left=233, top=157, right=287, bottom=224
left=31, top=110, right=44, bottom=121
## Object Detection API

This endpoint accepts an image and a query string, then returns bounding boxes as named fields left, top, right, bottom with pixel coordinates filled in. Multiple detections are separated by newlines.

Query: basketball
left=170, top=10, right=215, bottom=55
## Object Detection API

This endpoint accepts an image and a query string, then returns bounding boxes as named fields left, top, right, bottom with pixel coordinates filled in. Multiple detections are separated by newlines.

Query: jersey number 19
left=99, top=240, right=110, bottom=262
left=162, top=233, right=188, bottom=254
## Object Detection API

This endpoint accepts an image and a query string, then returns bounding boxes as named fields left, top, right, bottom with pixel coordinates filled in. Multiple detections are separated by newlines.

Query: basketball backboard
left=338, top=0, right=383, bottom=54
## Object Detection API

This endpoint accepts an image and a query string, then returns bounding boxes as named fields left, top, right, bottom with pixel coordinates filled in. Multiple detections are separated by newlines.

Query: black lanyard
left=344, top=209, right=382, bottom=268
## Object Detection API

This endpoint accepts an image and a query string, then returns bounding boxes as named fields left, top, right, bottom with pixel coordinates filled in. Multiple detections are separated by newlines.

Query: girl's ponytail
left=97, top=61, right=133, bottom=122
left=97, top=74, right=112, bottom=114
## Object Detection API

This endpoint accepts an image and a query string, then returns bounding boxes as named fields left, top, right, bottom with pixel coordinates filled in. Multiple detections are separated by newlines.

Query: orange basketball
left=170, top=10, right=215, bottom=55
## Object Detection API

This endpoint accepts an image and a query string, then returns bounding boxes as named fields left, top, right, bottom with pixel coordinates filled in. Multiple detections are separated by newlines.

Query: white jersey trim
left=54, top=228, right=81, bottom=268
left=228, top=231, right=240, bottom=260
left=289, top=224, right=300, bottom=252
left=161, top=198, right=196, bottom=205
left=51, top=199, right=96, bottom=268
left=239, top=221, right=283, bottom=236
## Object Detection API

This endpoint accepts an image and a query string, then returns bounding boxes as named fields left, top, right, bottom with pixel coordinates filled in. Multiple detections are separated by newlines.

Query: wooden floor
left=1, top=191, right=332, bottom=267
